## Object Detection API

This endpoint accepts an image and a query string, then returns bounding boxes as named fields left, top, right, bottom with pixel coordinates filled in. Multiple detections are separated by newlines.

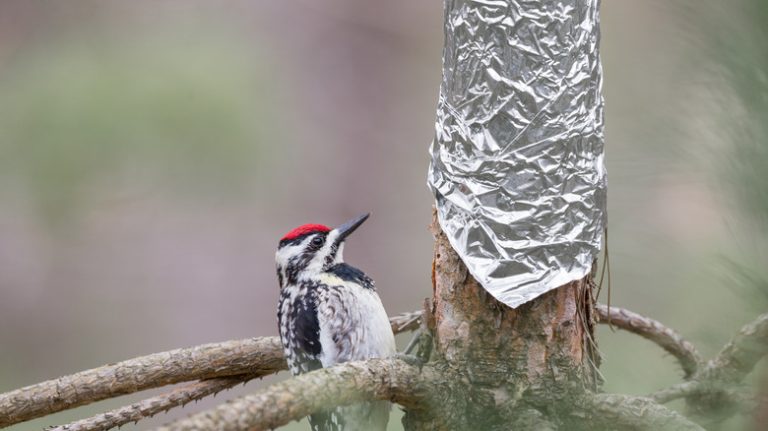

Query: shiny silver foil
left=428, top=0, right=606, bottom=308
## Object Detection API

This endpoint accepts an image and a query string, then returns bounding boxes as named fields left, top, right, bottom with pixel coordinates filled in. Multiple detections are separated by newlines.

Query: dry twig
left=48, top=377, right=251, bottom=431
left=596, top=304, right=702, bottom=378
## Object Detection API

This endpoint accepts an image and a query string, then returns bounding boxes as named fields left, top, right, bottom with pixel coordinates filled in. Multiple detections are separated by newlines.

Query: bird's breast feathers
left=314, top=278, right=396, bottom=367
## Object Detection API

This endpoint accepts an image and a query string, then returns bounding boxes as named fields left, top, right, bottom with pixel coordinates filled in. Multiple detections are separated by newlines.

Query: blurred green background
left=0, top=1, right=765, bottom=430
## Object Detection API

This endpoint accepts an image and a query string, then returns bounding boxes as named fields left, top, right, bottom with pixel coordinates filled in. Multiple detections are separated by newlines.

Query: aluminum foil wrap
left=428, top=0, right=606, bottom=308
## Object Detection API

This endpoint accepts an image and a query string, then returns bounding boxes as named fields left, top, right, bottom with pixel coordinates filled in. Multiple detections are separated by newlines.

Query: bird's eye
left=310, top=237, right=325, bottom=247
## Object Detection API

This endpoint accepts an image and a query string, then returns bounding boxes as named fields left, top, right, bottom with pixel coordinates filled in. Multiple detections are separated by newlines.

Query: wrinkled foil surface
left=428, top=0, right=606, bottom=308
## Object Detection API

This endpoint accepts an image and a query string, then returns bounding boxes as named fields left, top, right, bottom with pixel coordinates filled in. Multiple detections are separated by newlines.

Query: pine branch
left=0, top=311, right=420, bottom=428
left=153, top=358, right=435, bottom=431
left=48, top=377, right=251, bottom=431
left=0, top=338, right=283, bottom=428
left=596, top=304, right=702, bottom=378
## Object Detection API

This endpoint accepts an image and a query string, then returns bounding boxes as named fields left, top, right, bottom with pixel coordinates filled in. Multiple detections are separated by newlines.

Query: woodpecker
left=275, top=213, right=396, bottom=431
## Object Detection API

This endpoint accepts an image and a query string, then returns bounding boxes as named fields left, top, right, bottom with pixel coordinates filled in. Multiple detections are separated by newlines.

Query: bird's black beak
left=335, top=213, right=370, bottom=242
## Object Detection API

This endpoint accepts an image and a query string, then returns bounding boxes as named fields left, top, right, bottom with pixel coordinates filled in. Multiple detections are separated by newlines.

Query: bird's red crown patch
left=281, top=224, right=331, bottom=241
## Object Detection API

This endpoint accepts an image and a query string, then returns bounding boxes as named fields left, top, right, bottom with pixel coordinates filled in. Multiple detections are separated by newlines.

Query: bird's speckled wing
left=277, top=286, right=322, bottom=375
left=277, top=286, right=347, bottom=431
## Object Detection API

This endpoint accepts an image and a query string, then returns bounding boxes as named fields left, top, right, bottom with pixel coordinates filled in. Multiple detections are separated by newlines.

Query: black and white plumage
left=275, top=214, right=396, bottom=431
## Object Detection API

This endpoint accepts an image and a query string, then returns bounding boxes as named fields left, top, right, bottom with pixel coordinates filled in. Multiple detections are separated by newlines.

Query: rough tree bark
left=402, top=212, right=600, bottom=431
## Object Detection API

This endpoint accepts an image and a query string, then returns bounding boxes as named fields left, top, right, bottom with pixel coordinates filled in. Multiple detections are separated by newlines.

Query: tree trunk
left=403, top=212, right=599, bottom=430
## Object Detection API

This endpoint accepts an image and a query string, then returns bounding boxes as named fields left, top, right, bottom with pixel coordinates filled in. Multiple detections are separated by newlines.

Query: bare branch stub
left=596, top=304, right=702, bottom=378
left=48, top=377, right=252, bottom=431
left=650, top=381, right=700, bottom=404
left=153, top=358, right=436, bottom=431
left=390, top=310, right=422, bottom=334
